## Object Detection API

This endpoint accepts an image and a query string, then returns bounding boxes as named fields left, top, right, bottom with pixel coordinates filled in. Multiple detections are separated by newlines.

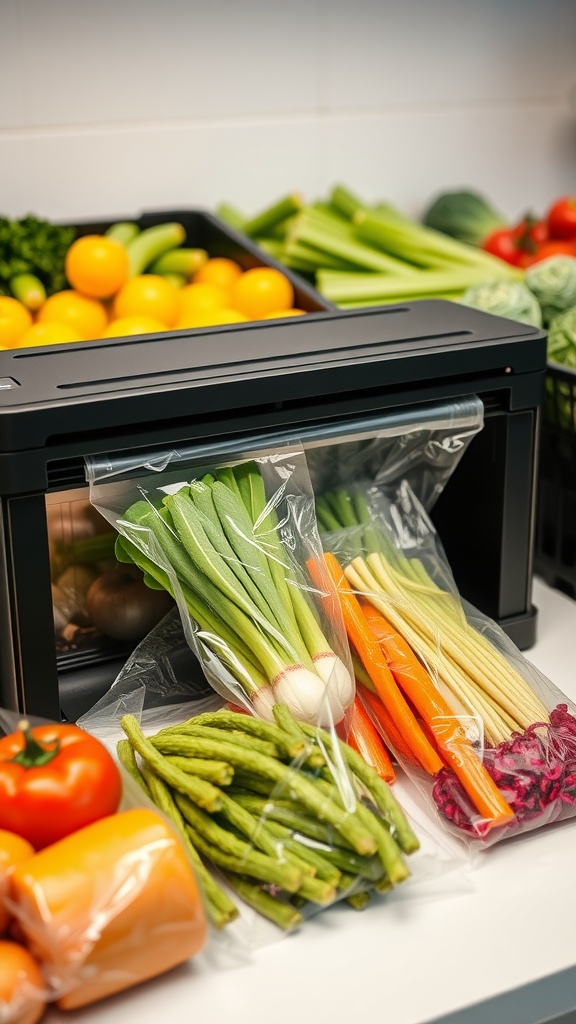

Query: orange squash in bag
left=0, top=939, right=46, bottom=1024
left=9, top=808, right=207, bottom=1010
left=0, top=830, right=34, bottom=934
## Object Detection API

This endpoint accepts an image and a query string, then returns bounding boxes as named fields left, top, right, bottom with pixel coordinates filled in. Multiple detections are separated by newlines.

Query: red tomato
left=482, top=228, right=523, bottom=266
left=521, top=239, right=576, bottom=267
left=513, top=216, right=548, bottom=251
left=546, top=196, right=576, bottom=240
left=0, top=723, right=122, bottom=850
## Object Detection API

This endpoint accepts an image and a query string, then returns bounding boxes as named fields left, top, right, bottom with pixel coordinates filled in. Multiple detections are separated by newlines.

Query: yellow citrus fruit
left=38, top=290, right=108, bottom=340
left=194, top=257, right=243, bottom=292
left=18, top=322, right=86, bottom=347
left=261, top=309, right=307, bottom=319
left=176, top=308, right=248, bottom=329
left=113, top=275, right=179, bottom=327
left=65, top=235, right=130, bottom=298
left=177, top=283, right=228, bottom=320
left=232, top=267, right=294, bottom=319
left=103, top=316, right=169, bottom=338
left=0, top=296, right=33, bottom=347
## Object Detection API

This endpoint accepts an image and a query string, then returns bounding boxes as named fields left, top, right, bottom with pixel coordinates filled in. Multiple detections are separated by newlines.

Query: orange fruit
left=103, top=316, right=169, bottom=338
left=232, top=267, right=294, bottom=319
left=262, top=309, right=306, bottom=319
left=113, top=275, right=179, bottom=327
left=0, top=297, right=33, bottom=347
left=38, top=290, right=108, bottom=340
left=194, top=257, right=243, bottom=292
left=18, top=322, right=86, bottom=347
left=177, top=282, right=228, bottom=320
left=176, top=308, right=248, bottom=329
left=65, top=235, right=130, bottom=299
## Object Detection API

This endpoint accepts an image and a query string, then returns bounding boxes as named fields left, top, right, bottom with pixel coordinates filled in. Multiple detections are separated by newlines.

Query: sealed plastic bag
left=314, top=477, right=576, bottom=849
left=0, top=709, right=208, bottom=1014
left=87, top=446, right=355, bottom=730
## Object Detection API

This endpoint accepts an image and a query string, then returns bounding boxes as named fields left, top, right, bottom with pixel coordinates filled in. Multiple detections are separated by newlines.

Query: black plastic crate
left=534, top=361, right=576, bottom=598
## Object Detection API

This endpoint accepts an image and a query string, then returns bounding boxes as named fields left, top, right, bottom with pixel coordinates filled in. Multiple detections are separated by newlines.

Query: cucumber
left=10, top=273, right=46, bottom=311
left=125, top=223, right=186, bottom=277
left=105, top=221, right=140, bottom=246
left=150, top=248, right=208, bottom=279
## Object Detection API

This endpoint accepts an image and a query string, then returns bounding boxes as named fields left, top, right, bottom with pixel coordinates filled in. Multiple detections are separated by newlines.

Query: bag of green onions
left=87, top=445, right=355, bottom=731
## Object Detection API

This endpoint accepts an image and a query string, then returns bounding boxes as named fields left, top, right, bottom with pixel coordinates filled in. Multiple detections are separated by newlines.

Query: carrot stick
left=357, top=682, right=419, bottom=767
left=361, top=602, right=515, bottom=830
left=348, top=696, right=396, bottom=784
left=310, top=553, right=443, bottom=777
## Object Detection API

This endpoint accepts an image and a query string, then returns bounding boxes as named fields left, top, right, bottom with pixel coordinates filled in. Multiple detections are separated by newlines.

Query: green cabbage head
left=461, top=280, right=542, bottom=327
left=547, top=305, right=576, bottom=368
left=525, top=256, right=576, bottom=325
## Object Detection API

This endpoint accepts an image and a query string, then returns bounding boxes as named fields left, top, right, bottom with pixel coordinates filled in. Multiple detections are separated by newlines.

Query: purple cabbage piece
left=432, top=704, right=576, bottom=838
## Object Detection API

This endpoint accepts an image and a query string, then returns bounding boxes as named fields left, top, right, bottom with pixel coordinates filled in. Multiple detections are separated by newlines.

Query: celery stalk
left=242, top=193, right=303, bottom=238
left=288, top=210, right=413, bottom=275
left=354, top=210, right=523, bottom=277
left=329, top=184, right=369, bottom=220
left=317, top=267, right=511, bottom=304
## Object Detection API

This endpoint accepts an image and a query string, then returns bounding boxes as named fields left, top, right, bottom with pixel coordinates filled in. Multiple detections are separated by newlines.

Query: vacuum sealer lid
left=0, top=301, right=546, bottom=453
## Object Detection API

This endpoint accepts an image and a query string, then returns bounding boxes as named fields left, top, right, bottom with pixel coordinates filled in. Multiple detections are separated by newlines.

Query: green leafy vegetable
left=547, top=306, right=576, bottom=368
left=525, top=255, right=576, bottom=325
left=422, top=189, right=508, bottom=247
left=461, top=280, right=543, bottom=327
left=0, top=215, right=76, bottom=304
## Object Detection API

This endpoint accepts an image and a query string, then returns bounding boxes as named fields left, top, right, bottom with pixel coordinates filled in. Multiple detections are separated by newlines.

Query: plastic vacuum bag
left=87, top=444, right=355, bottom=731
left=0, top=708, right=208, bottom=1015
left=315, top=476, right=576, bottom=850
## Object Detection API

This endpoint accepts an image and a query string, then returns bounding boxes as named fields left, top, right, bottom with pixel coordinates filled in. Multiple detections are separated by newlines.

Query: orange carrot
left=357, top=681, right=419, bottom=767
left=361, top=602, right=515, bottom=830
left=311, top=553, right=443, bottom=777
left=348, top=696, right=396, bottom=783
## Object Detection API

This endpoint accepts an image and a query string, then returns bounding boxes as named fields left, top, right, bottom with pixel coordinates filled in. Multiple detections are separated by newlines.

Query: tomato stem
left=10, top=721, right=61, bottom=768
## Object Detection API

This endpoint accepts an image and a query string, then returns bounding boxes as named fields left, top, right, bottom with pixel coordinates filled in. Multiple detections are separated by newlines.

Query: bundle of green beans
left=118, top=704, right=419, bottom=932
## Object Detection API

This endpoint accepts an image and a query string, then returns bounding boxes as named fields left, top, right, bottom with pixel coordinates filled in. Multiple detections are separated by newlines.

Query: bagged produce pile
left=85, top=399, right=576, bottom=861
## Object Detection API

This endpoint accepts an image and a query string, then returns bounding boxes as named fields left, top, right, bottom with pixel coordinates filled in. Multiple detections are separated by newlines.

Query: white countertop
left=46, top=578, right=576, bottom=1024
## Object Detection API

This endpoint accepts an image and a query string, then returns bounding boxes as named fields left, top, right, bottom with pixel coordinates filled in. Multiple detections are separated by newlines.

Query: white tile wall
left=1, top=0, right=575, bottom=221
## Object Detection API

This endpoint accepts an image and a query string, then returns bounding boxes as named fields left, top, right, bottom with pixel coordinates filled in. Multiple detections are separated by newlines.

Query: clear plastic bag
left=87, top=445, right=355, bottom=731
left=315, top=476, right=576, bottom=850
left=0, top=709, right=208, bottom=1013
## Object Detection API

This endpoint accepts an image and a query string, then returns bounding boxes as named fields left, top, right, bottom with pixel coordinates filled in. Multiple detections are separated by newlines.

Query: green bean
left=140, top=764, right=238, bottom=929
left=261, top=819, right=341, bottom=886
left=222, top=872, right=302, bottom=932
left=175, top=793, right=302, bottom=893
left=120, top=716, right=222, bottom=813
left=272, top=704, right=325, bottom=768
left=189, top=710, right=306, bottom=761
left=314, top=776, right=409, bottom=885
left=153, top=725, right=281, bottom=760
left=300, top=721, right=419, bottom=853
left=116, top=739, right=151, bottom=799
left=229, top=790, right=349, bottom=848
left=164, top=754, right=234, bottom=786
